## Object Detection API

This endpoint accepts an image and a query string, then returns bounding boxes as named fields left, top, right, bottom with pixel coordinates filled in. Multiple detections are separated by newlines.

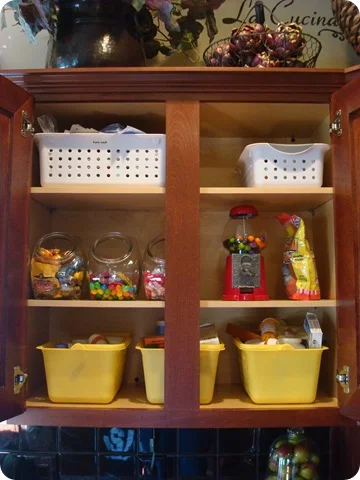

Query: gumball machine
left=222, top=205, right=269, bottom=301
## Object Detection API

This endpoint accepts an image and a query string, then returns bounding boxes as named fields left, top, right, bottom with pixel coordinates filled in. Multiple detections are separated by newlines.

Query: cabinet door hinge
left=21, top=110, right=35, bottom=138
left=14, top=366, right=27, bottom=395
left=329, top=110, right=342, bottom=137
left=336, top=365, right=350, bottom=394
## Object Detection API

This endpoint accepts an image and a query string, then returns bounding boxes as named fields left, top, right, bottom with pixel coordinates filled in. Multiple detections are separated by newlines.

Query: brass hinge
left=336, top=365, right=350, bottom=394
left=329, top=110, right=342, bottom=137
left=14, top=366, right=27, bottom=395
left=21, top=110, right=35, bottom=138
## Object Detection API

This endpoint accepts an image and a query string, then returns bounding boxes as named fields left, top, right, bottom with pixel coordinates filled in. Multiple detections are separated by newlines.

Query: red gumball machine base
left=222, top=254, right=269, bottom=301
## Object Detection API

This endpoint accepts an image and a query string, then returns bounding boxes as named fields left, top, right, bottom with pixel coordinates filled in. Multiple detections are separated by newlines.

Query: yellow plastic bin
left=37, top=335, right=131, bottom=404
left=136, top=340, right=225, bottom=404
left=234, top=338, right=328, bottom=404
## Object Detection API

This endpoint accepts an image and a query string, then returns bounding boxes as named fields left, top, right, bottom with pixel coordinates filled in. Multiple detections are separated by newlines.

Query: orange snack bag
left=277, top=213, right=320, bottom=300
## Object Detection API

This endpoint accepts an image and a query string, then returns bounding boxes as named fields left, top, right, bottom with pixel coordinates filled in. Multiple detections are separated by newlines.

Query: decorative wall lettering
left=229, top=0, right=344, bottom=41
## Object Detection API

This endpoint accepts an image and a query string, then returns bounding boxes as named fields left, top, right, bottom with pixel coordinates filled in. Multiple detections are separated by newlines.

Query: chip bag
left=277, top=213, right=320, bottom=300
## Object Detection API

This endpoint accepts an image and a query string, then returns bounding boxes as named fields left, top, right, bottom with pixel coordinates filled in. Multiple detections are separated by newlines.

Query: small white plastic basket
left=238, top=143, right=330, bottom=187
left=34, top=133, right=166, bottom=187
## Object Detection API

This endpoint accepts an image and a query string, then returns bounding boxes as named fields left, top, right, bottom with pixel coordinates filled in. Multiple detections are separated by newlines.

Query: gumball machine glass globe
left=222, top=205, right=267, bottom=255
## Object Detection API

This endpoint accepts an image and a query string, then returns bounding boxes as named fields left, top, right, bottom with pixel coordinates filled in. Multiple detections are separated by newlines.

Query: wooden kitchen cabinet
left=0, top=68, right=359, bottom=446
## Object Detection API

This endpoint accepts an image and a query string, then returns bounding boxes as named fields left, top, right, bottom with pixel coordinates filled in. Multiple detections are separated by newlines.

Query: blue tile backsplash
left=60, top=428, right=96, bottom=453
left=0, top=425, right=332, bottom=479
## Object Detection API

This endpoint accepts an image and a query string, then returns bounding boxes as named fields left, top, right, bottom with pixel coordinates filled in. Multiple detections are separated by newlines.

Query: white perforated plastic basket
left=237, top=143, right=330, bottom=187
left=34, top=133, right=166, bottom=187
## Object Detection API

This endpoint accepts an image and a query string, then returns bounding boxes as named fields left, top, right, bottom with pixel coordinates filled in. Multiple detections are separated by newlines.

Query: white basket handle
left=269, top=143, right=315, bottom=155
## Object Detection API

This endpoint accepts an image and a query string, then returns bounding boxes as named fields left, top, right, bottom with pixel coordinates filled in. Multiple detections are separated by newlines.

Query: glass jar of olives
left=266, top=428, right=321, bottom=480
left=31, top=232, right=86, bottom=300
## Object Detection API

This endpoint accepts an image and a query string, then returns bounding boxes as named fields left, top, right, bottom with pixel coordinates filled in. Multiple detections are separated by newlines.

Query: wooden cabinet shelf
left=200, top=300, right=337, bottom=308
left=28, top=300, right=336, bottom=308
left=31, top=186, right=333, bottom=212
left=27, top=384, right=338, bottom=412
left=200, top=187, right=334, bottom=212
left=27, top=299, right=165, bottom=308
left=30, top=186, right=165, bottom=210
left=17, top=384, right=341, bottom=429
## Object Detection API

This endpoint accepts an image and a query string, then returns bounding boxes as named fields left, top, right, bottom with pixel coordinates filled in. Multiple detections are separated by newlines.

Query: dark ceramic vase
left=47, top=0, right=146, bottom=68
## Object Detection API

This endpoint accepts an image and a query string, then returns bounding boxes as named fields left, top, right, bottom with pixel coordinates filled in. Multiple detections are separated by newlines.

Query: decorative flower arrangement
left=229, top=22, right=306, bottom=67
left=1, top=0, right=226, bottom=59
left=203, top=1, right=322, bottom=68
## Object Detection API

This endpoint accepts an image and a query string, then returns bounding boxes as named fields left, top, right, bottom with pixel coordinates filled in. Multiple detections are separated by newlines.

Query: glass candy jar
left=88, top=232, right=140, bottom=300
left=31, top=233, right=86, bottom=300
left=143, top=236, right=165, bottom=300
left=266, top=428, right=321, bottom=480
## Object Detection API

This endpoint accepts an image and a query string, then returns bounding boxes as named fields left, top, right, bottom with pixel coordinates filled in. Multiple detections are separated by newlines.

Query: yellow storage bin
left=136, top=340, right=225, bottom=404
left=37, top=335, right=131, bottom=404
left=234, top=338, right=328, bottom=404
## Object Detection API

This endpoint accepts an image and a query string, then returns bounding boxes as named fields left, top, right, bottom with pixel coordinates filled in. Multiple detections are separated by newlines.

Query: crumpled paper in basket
left=66, top=123, right=144, bottom=134
left=37, top=115, right=145, bottom=134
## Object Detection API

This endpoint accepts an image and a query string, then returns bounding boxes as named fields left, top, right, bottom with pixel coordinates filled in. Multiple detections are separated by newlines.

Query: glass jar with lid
left=88, top=232, right=140, bottom=300
left=266, top=428, right=321, bottom=480
left=143, top=236, right=165, bottom=300
left=31, top=232, right=86, bottom=300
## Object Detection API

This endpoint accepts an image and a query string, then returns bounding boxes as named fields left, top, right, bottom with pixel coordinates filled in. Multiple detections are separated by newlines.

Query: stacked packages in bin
left=227, top=313, right=327, bottom=404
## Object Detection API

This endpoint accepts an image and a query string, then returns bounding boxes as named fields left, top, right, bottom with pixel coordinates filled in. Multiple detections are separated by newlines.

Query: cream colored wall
left=0, top=8, right=49, bottom=68
left=0, top=0, right=359, bottom=68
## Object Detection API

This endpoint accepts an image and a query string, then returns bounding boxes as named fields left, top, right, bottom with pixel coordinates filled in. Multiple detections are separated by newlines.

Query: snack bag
left=276, top=213, right=320, bottom=300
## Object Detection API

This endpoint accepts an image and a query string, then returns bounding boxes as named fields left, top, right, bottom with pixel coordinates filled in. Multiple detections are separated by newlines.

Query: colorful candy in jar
left=88, top=233, right=140, bottom=301
left=31, top=233, right=86, bottom=300
left=143, top=268, right=165, bottom=300
left=88, top=270, right=138, bottom=300
left=143, top=235, right=165, bottom=301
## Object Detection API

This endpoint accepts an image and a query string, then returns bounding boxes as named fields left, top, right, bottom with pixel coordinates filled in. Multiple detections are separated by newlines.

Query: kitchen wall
left=0, top=0, right=359, bottom=69
left=0, top=425, right=331, bottom=479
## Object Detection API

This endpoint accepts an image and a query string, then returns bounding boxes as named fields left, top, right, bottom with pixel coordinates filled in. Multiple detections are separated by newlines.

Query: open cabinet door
left=332, top=75, right=360, bottom=423
left=0, top=76, right=33, bottom=420
left=330, top=75, right=360, bottom=480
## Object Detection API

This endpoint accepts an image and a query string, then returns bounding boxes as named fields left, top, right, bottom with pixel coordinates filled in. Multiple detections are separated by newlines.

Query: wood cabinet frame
left=0, top=68, right=359, bottom=437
